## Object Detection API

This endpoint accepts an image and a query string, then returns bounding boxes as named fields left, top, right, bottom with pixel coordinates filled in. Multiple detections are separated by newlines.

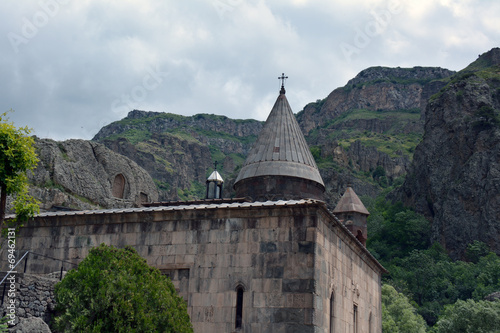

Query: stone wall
left=0, top=200, right=384, bottom=333
left=0, top=273, right=59, bottom=329
left=314, top=209, right=383, bottom=332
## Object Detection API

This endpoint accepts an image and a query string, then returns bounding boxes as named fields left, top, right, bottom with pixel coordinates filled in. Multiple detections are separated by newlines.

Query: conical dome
left=333, top=187, right=369, bottom=215
left=234, top=86, right=325, bottom=201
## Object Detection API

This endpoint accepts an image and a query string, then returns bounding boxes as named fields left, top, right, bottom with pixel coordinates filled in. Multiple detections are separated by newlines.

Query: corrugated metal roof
left=25, top=199, right=322, bottom=218
left=332, top=187, right=370, bottom=215
left=234, top=90, right=324, bottom=187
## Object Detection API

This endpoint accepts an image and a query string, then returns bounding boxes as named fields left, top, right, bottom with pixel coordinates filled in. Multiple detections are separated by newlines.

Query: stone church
left=1, top=80, right=386, bottom=332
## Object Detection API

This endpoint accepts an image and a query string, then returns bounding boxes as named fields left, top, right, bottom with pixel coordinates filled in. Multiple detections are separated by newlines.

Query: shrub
left=435, top=299, right=500, bottom=333
left=54, top=244, right=193, bottom=333
left=381, top=284, right=427, bottom=333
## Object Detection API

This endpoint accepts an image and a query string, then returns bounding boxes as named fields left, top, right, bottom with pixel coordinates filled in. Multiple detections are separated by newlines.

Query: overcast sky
left=1, top=0, right=498, bottom=141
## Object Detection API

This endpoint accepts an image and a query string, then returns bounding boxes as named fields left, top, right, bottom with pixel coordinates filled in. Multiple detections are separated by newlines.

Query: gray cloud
left=1, top=0, right=498, bottom=140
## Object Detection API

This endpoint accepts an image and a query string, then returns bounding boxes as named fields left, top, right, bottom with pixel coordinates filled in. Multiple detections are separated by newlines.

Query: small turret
left=333, top=187, right=369, bottom=246
left=206, top=165, right=224, bottom=199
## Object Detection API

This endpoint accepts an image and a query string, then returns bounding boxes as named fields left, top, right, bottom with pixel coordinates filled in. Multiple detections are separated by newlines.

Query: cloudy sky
left=1, top=0, right=498, bottom=140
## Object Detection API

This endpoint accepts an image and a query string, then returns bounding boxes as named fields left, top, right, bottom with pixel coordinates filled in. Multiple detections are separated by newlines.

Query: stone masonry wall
left=0, top=273, right=59, bottom=328
left=314, top=210, right=383, bottom=333
left=0, top=201, right=383, bottom=333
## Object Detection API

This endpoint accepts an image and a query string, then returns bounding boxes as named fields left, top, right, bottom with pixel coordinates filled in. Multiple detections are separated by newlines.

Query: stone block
left=248, top=307, right=273, bottom=324
left=267, top=292, right=284, bottom=307
left=161, top=255, right=175, bottom=265
left=285, top=323, right=314, bottom=333
left=171, top=231, right=187, bottom=245
left=205, top=243, right=218, bottom=255
left=253, top=292, right=267, bottom=307
left=277, top=228, right=290, bottom=242
left=272, top=308, right=304, bottom=323
left=298, top=241, right=314, bottom=254
left=230, top=230, right=239, bottom=243
left=248, top=242, right=259, bottom=254
left=264, top=266, right=284, bottom=279
left=286, top=293, right=312, bottom=308
left=251, top=323, right=286, bottom=333
left=261, top=279, right=282, bottom=293
left=260, top=241, right=277, bottom=253
left=261, top=229, right=280, bottom=242
left=247, top=229, right=260, bottom=242
left=282, top=279, right=314, bottom=293
left=306, top=227, right=316, bottom=242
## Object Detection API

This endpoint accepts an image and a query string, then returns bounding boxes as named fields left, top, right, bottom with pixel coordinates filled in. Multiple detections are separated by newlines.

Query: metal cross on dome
left=278, top=73, right=288, bottom=88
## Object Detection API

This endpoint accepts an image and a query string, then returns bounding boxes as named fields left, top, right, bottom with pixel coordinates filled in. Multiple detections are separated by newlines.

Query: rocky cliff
left=298, top=66, right=455, bottom=133
left=394, top=48, right=500, bottom=259
left=16, top=50, right=500, bottom=261
left=27, top=138, right=158, bottom=211
left=297, top=66, right=455, bottom=202
left=93, top=111, right=263, bottom=200
left=18, top=66, right=458, bottom=208
left=90, top=67, right=457, bottom=205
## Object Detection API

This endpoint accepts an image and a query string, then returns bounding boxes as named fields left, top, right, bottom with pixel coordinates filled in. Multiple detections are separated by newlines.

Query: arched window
left=369, top=312, right=373, bottom=333
left=330, top=292, right=335, bottom=333
left=235, top=286, right=244, bottom=329
left=112, top=174, right=126, bottom=199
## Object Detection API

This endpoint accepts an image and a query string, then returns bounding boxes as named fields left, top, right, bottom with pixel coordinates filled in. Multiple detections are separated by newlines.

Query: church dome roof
left=333, top=187, right=370, bottom=215
left=234, top=85, right=325, bottom=196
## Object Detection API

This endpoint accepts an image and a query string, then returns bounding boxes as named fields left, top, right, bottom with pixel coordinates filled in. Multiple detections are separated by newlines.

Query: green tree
left=0, top=111, right=39, bottom=226
left=366, top=198, right=431, bottom=263
left=381, top=284, right=427, bottom=333
left=435, top=299, right=500, bottom=333
left=387, top=245, right=500, bottom=326
left=472, top=252, right=500, bottom=299
left=465, top=240, right=491, bottom=263
left=54, top=244, right=193, bottom=333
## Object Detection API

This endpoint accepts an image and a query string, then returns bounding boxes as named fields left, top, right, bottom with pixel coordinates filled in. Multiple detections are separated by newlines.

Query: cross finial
left=278, top=73, right=288, bottom=94
left=214, top=161, right=218, bottom=170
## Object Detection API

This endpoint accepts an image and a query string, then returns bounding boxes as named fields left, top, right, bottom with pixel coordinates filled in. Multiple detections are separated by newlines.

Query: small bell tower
left=333, top=186, right=370, bottom=246
left=206, top=162, right=224, bottom=199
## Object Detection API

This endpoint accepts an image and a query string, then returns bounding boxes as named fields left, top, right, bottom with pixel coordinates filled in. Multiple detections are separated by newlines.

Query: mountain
left=93, top=111, right=263, bottom=201
left=297, top=66, right=455, bottom=202
left=91, top=67, right=455, bottom=206
left=22, top=49, right=500, bottom=260
left=393, top=48, right=500, bottom=259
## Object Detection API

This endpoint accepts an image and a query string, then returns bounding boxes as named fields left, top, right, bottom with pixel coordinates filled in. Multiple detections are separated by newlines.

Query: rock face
left=395, top=48, right=500, bottom=259
left=28, top=138, right=158, bottom=210
left=296, top=66, right=455, bottom=202
left=485, top=292, right=500, bottom=302
left=298, top=66, right=455, bottom=133
left=101, top=134, right=212, bottom=201
left=91, top=68, right=456, bottom=205
left=93, top=111, right=263, bottom=201
left=12, top=317, right=52, bottom=333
